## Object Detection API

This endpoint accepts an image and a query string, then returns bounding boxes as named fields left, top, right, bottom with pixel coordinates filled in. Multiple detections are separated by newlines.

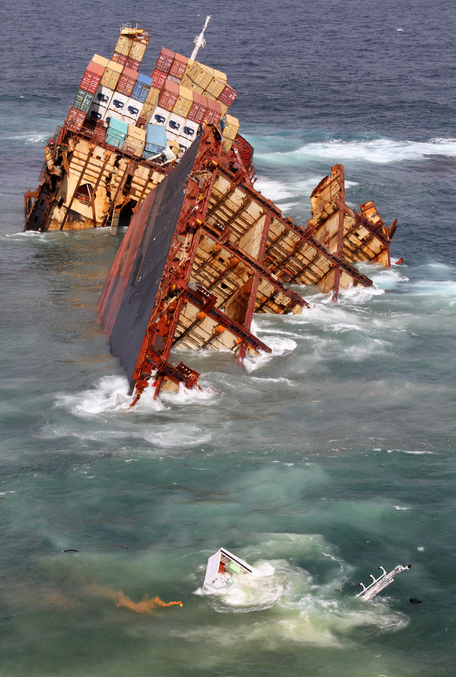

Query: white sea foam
left=55, top=375, right=166, bottom=416
left=160, top=382, right=220, bottom=406
left=192, top=533, right=408, bottom=647
left=256, top=137, right=456, bottom=165
left=242, top=331, right=297, bottom=373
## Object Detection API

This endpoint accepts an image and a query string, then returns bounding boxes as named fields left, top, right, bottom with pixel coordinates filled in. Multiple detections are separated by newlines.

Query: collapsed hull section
left=99, top=126, right=397, bottom=401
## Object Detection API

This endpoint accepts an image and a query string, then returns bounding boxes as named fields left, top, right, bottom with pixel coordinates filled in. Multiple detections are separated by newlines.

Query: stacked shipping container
left=65, top=30, right=240, bottom=159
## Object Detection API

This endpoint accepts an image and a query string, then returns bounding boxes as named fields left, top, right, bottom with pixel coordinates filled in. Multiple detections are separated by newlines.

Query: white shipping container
left=106, top=108, right=124, bottom=124
left=87, top=101, right=108, bottom=122
left=124, top=98, right=143, bottom=123
left=151, top=106, right=170, bottom=127
left=177, top=135, right=191, bottom=150
left=166, top=112, right=186, bottom=135
left=181, top=118, right=199, bottom=141
left=93, top=85, right=114, bottom=108
left=108, top=92, right=129, bottom=115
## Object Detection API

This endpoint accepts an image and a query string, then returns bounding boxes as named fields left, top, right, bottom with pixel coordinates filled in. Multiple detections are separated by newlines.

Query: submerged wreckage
left=24, top=18, right=398, bottom=401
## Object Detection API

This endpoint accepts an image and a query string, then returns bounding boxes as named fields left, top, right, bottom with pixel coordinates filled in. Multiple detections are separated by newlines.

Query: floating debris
left=356, top=564, right=411, bottom=601
left=203, top=547, right=260, bottom=592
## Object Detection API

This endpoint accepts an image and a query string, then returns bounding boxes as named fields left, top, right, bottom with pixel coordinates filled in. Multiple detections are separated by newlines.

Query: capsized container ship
left=24, top=18, right=398, bottom=401
left=24, top=19, right=239, bottom=234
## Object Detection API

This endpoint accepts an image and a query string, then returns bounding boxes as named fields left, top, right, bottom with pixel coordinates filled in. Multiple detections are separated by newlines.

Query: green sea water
left=2, top=0, right=456, bottom=674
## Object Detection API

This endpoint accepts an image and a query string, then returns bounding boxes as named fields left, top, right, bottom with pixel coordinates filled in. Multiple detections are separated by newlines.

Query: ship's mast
left=190, top=15, right=212, bottom=61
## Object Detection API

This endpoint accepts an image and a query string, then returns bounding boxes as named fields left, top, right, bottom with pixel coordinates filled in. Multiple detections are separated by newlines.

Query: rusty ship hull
left=99, top=125, right=397, bottom=402
left=23, top=20, right=398, bottom=401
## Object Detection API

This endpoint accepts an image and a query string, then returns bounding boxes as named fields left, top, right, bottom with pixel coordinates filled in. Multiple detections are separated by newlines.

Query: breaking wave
left=253, top=136, right=456, bottom=165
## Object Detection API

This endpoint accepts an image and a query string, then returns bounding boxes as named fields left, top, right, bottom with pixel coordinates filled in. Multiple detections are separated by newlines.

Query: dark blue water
left=1, top=1, right=456, bottom=675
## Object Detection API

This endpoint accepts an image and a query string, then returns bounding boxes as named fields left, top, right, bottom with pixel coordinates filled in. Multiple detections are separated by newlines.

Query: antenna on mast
left=190, top=15, right=212, bottom=61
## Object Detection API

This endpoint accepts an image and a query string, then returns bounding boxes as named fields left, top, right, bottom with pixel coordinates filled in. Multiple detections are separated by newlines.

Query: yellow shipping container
left=212, top=68, right=227, bottom=82
left=185, top=62, right=213, bottom=90
left=100, top=68, right=121, bottom=90
left=129, top=41, right=147, bottom=62
left=224, top=114, right=239, bottom=140
left=145, top=86, right=161, bottom=106
left=173, top=97, right=192, bottom=119
left=219, top=102, right=229, bottom=116
left=92, top=54, right=109, bottom=68
left=127, top=125, right=146, bottom=142
left=124, top=137, right=145, bottom=157
left=222, top=138, right=235, bottom=154
left=205, top=76, right=226, bottom=99
left=115, top=34, right=133, bottom=56
left=181, top=74, right=204, bottom=95
left=140, top=103, right=153, bottom=124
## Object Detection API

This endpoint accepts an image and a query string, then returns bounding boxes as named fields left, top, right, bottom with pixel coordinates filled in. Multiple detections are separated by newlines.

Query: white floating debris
left=356, top=564, right=411, bottom=601
left=203, top=547, right=261, bottom=593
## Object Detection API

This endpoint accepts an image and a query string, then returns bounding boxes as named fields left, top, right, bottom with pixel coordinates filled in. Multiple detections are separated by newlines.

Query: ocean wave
left=254, top=137, right=456, bottom=165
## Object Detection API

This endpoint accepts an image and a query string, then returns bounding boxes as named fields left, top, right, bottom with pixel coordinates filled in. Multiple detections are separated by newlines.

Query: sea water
left=1, top=1, right=456, bottom=675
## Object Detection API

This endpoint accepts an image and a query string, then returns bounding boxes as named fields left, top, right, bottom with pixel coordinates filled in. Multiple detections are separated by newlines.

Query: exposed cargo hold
left=99, top=124, right=396, bottom=401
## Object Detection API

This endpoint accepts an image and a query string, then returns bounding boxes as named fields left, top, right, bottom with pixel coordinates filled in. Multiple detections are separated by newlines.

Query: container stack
left=112, top=25, right=150, bottom=73
left=144, top=48, right=239, bottom=156
left=143, top=124, right=168, bottom=159
left=65, top=29, right=239, bottom=160
left=67, top=54, right=109, bottom=131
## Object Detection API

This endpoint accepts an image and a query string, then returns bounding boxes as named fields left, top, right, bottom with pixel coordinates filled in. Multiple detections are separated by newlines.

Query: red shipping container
left=151, top=68, right=166, bottom=89
left=155, top=47, right=174, bottom=74
left=116, top=67, right=138, bottom=96
left=158, top=79, right=179, bottom=111
left=67, top=107, right=86, bottom=130
left=125, top=57, right=140, bottom=72
left=169, top=53, right=188, bottom=79
left=218, top=84, right=238, bottom=107
left=205, top=98, right=222, bottom=125
left=80, top=61, right=104, bottom=94
left=187, top=92, right=208, bottom=125
left=112, top=51, right=127, bottom=66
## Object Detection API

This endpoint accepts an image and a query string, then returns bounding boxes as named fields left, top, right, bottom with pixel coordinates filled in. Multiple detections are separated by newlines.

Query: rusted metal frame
left=182, top=286, right=271, bottom=353
left=139, top=152, right=221, bottom=398
left=201, top=224, right=307, bottom=309
left=219, top=196, right=253, bottom=230
left=90, top=151, right=112, bottom=228
left=24, top=190, right=38, bottom=217
left=306, top=235, right=372, bottom=287
left=172, top=309, right=205, bottom=347
left=331, top=169, right=345, bottom=301
left=332, top=197, right=390, bottom=245
left=217, top=168, right=374, bottom=288
left=59, top=145, right=95, bottom=230
left=198, top=326, right=226, bottom=351
left=135, top=166, right=155, bottom=210
left=237, top=212, right=272, bottom=363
